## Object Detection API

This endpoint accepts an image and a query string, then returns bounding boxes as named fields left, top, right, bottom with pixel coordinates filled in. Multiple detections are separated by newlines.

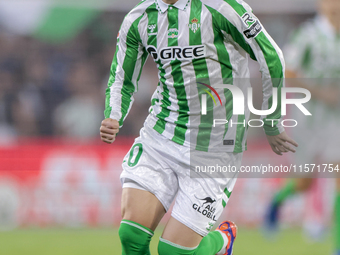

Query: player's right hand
left=100, top=118, right=119, bottom=144
left=266, top=131, right=298, bottom=156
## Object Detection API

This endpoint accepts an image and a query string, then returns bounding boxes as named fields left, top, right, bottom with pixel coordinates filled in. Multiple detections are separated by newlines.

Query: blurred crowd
left=0, top=11, right=311, bottom=142
left=0, top=11, right=157, bottom=142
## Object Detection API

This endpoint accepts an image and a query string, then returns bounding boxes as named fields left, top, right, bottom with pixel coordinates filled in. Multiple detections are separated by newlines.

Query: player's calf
left=157, top=221, right=237, bottom=255
left=119, top=220, right=154, bottom=255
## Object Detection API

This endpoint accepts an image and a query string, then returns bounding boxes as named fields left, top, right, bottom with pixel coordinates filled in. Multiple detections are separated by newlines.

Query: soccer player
left=100, top=0, right=297, bottom=254
left=264, top=0, right=340, bottom=253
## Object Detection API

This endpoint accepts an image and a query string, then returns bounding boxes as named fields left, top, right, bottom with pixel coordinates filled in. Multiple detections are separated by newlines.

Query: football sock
left=273, top=180, right=296, bottom=206
left=118, top=220, right=154, bottom=255
left=335, top=192, right=340, bottom=251
left=158, top=230, right=225, bottom=255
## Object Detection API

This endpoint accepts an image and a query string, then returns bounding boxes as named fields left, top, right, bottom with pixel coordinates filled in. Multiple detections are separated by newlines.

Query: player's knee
left=119, top=220, right=153, bottom=254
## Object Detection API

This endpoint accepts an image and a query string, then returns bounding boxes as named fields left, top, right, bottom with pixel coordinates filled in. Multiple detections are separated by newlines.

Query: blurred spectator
left=53, top=62, right=103, bottom=139
left=0, top=10, right=314, bottom=140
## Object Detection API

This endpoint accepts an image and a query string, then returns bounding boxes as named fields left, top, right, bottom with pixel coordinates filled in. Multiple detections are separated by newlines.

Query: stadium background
left=0, top=0, right=335, bottom=254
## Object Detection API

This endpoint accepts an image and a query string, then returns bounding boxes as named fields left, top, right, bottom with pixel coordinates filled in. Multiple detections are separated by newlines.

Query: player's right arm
left=209, top=0, right=297, bottom=155
left=101, top=11, right=148, bottom=144
left=284, top=21, right=340, bottom=107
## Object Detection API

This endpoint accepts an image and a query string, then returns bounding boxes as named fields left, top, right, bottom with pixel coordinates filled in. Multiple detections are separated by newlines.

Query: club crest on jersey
left=148, top=24, right=157, bottom=36
left=168, top=28, right=178, bottom=39
left=188, top=17, right=201, bottom=33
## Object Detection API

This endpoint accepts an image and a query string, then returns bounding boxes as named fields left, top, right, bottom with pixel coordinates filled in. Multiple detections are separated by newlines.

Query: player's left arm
left=219, top=0, right=298, bottom=155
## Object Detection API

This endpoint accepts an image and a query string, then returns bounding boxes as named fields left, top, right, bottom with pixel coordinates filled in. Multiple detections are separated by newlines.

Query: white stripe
left=159, top=237, right=198, bottom=250
left=121, top=220, right=154, bottom=236
left=201, top=6, right=226, bottom=151
left=222, top=31, right=251, bottom=151
left=202, top=0, right=284, bottom=124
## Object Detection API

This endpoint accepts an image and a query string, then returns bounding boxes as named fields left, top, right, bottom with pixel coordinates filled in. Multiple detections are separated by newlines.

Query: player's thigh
left=121, top=188, right=166, bottom=231
left=162, top=151, right=242, bottom=247
left=120, top=127, right=179, bottom=230
left=161, top=217, right=203, bottom=247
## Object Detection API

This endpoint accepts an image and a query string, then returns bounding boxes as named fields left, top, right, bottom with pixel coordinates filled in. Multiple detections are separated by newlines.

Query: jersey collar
left=155, top=0, right=190, bottom=13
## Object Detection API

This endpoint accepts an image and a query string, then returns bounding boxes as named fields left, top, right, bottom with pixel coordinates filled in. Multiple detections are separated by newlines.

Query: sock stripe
left=159, top=237, right=198, bottom=251
left=121, top=220, right=154, bottom=236
left=216, top=230, right=229, bottom=255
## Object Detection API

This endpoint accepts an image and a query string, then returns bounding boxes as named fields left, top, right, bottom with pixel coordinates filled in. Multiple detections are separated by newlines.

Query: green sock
left=158, top=231, right=224, bottom=255
left=273, top=180, right=296, bottom=206
left=335, top=192, right=340, bottom=251
left=118, top=220, right=154, bottom=255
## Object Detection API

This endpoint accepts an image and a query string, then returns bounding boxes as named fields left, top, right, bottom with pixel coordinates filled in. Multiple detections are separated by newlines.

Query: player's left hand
left=266, top=131, right=298, bottom=156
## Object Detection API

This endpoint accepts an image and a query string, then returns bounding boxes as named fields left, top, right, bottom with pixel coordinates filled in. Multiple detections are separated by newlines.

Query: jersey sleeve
left=218, top=0, right=285, bottom=136
left=104, top=14, right=148, bottom=127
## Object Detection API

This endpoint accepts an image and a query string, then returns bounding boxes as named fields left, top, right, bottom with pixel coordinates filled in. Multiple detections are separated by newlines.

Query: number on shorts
left=128, top=143, right=143, bottom=167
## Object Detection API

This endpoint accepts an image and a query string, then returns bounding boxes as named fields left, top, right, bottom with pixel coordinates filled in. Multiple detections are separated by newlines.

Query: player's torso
left=302, top=18, right=340, bottom=78
left=291, top=17, right=340, bottom=130
left=130, top=0, right=250, bottom=152
left=137, top=1, right=248, bottom=86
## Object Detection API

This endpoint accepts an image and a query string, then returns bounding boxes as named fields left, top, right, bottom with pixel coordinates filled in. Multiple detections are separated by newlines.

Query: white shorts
left=120, top=126, right=243, bottom=236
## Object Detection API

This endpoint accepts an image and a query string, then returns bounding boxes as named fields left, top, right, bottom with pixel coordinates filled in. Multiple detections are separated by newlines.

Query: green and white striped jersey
left=284, top=15, right=340, bottom=129
left=284, top=15, right=340, bottom=79
left=105, top=0, right=285, bottom=152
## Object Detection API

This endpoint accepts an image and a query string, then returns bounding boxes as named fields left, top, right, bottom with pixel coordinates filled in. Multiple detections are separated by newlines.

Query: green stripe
left=145, top=4, right=162, bottom=117
left=224, top=0, right=284, bottom=135
left=153, top=7, right=173, bottom=135
left=146, top=5, right=172, bottom=135
left=155, top=7, right=189, bottom=144
left=105, top=38, right=120, bottom=119
left=205, top=5, right=255, bottom=60
left=119, top=15, right=147, bottom=126
left=233, top=115, right=246, bottom=152
left=222, top=200, right=227, bottom=208
left=224, top=187, right=232, bottom=198
left=191, top=2, right=214, bottom=151
left=170, top=7, right=189, bottom=145
left=255, top=33, right=283, bottom=135
left=206, top=7, right=235, bottom=143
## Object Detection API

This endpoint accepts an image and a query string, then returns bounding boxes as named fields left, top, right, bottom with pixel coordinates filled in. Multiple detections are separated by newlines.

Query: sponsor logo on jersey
left=242, top=13, right=255, bottom=26
left=192, top=196, right=218, bottom=222
left=241, top=12, right=262, bottom=39
left=146, top=45, right=206, bottom=61
left=244, top=20, right=262, bottom=39
left=168, top=28, right=178, bottom=39
left=148, top=24, right=157, bottom=36
left=188, top=17, right=201, bottom=33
